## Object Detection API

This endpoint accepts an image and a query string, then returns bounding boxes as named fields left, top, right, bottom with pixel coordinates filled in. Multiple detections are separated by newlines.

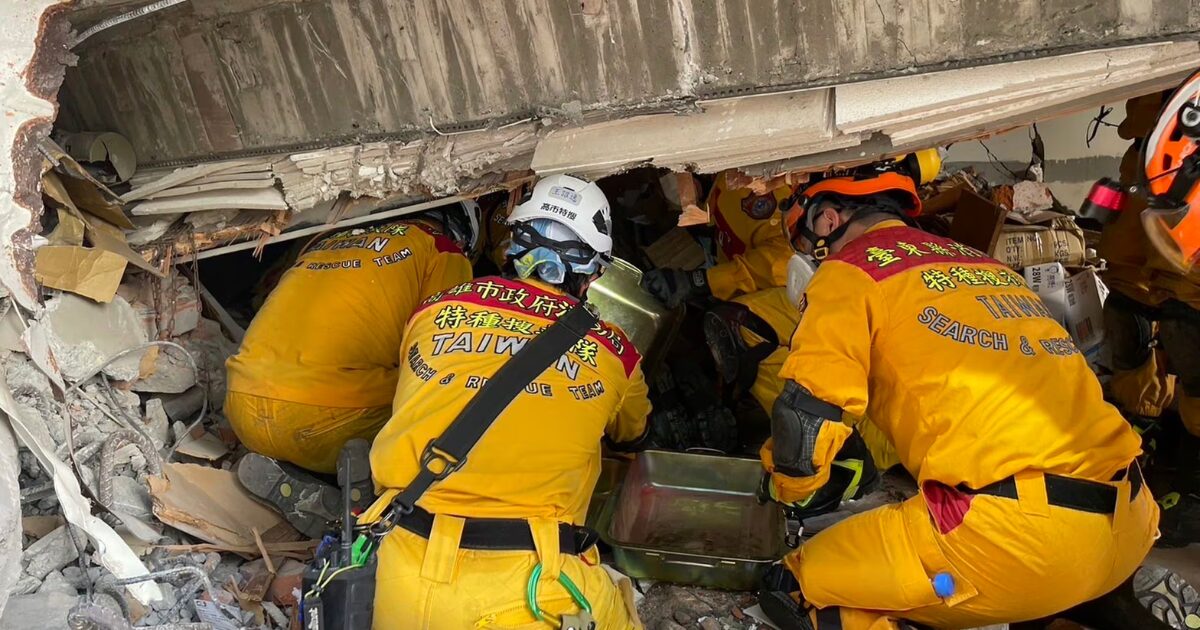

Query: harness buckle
left=420, top=441, right=463, bottom=481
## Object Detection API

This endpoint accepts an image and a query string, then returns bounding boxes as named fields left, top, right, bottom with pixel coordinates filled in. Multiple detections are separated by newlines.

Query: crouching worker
left=758, top=164, right=1158, bottom=630
left=362, top=175, right=649, bottom=630
left=225, top=204, right=478, bottom=536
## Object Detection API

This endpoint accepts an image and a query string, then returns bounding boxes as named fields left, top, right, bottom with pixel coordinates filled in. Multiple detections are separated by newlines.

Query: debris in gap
left=126, top=213, right=183, bottom=247
left=55, top=131, right=137, bottom=185
left=195, top=280, right=246, bottom=344
left=45, top=206, right=85, bottom=246
left=43, top=293, right=148, bottom=382
left=34, top=246, right=127, bottom=302
left=1011, top=180, right=1056, bottom=213
left=159, top=387, right=205, bottom=423
left=21, top=514, right=64, bottom=539
left=118, top=271, right=203, bottom=339
left=265, top=558, right=306, bottom=607
left=142, top=398, right=171, bottom=448
left=172, top=430, right=230, bottom=461
left=40, top=141, right=133, bottom=230
left=20, top=524, right=81, bottom=579
left=0, top=590, right=81, bottom=629
left=184, top=208, right=246, bottom=230
left=130, top=346, right=197, bottom=394
left=148, top=462, right=302, bottom=548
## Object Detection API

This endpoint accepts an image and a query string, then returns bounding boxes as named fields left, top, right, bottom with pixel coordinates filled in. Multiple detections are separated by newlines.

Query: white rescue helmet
left=429, top=200, right=481, bottom=260
left=509, top=174, right=613, bottom=259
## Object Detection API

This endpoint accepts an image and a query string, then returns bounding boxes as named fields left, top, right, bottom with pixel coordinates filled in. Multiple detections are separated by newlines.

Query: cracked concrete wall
left=58, top=0, right=1200, bottom=166
left=0, top=2, right=74, bottom=615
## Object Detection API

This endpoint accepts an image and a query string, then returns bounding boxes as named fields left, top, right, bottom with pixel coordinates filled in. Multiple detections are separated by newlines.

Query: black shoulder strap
left=379, top=302, right=599, bottom=522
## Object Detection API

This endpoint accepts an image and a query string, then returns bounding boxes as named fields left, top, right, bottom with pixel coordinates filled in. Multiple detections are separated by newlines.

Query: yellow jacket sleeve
left=706, top=234, right=793, bottom=300
left=607, top=362, right=651, bottom=445
left=779, top=261, right=884, bottom=418
left=763, top=262, right=881, bottom=502
left=421, top=250, right=474, bottom=301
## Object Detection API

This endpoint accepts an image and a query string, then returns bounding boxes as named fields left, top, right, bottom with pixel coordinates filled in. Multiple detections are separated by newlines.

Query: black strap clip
left=420, top=441, right=464, bottom=481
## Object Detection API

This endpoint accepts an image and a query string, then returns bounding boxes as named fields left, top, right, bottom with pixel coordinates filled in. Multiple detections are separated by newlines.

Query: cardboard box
left=939, top=185, right=1087, bottom=270
left=944, top=188, right=1007, bottom=255
left=1023, top=263, right=1109, bottom=352
left=994, top=214, right=1086, bottom=270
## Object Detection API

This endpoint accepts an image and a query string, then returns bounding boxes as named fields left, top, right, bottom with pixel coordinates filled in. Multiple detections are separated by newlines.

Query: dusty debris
left=172, top=430, right=229, bottom=461
left=21, top=514, right=64, bottom=539
left=0, top=590, right=80, bottom=629
left=638, top=584, right=760, bottom=630
left=108, top=475, right=154, bottom=521
left=266, top=558, right=306, bottom=607
left=131, top=347, right=198, bottom=395
left=1011, top=180, right=1056, bottom=213
left=43, top=293, right=148, bottom=382
left=21, top=524, right=80, bottom=580
left=119, top=272, right=203, bottom=340
left=142, top=398, right=171, bottom=448
left=159, top=387, right=205, bottom=424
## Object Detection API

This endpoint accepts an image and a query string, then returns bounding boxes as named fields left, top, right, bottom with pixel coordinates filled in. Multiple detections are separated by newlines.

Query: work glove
left=641, top=267, right=710, bottom=308
left=758, top=430, right=879, bottom=516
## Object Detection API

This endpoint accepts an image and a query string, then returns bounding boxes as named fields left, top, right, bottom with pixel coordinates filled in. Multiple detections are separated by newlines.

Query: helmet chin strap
left=799, top=215, right=854, bottom=261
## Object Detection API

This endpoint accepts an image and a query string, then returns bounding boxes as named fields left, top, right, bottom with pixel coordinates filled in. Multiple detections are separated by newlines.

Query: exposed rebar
left=97, top=429, right=164, bottom=514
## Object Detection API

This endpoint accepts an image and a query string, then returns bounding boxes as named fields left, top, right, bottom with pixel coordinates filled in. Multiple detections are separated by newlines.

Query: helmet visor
left=1143, top=200, right=1200, bottom=272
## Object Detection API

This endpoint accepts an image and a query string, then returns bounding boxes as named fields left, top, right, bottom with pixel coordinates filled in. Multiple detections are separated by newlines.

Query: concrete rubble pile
left=1, top=142, right=311, bottom=629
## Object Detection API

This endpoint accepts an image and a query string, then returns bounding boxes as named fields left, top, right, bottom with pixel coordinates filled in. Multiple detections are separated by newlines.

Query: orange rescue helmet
left=1142, top=69, right=1200, bottom=272
left=783, top=170, right=923, bottom=259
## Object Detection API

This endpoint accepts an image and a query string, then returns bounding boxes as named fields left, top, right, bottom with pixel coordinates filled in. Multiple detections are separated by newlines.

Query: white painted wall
left=943, top=104, right=1129, bottom=206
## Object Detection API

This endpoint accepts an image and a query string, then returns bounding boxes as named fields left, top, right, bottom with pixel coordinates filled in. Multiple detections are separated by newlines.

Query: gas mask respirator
left=785, top=253, right=818, bottom=308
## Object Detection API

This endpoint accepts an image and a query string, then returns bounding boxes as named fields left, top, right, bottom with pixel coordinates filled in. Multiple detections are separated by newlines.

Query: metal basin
left=601, top=450, right=786, bottom=590
left=587, top=258, right=683, bottom=377
left=586, top=457, right=628, bottom=532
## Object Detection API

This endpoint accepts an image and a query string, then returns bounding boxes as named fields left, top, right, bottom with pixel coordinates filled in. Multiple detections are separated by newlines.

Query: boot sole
left=1134, top=565, right=1200, bottom=629
left=237, top=453, right=339, bottom=539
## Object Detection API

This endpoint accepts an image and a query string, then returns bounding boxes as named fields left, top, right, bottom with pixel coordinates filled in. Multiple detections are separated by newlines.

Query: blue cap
left=932, top=572, right=955, bottom=598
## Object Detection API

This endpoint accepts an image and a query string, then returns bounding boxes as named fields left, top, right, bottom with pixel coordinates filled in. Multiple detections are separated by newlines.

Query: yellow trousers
left=791, top=473, right=1159, bottom=629
left=372, top=518, right=640, bottom=629
left=225, top=391, right=390, bottom=474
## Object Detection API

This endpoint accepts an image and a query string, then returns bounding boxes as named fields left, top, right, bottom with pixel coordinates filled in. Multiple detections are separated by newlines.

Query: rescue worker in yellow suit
left=363, top=174, right=649, bottom=629
left=757, top=164, right=1158, bottom=630
left=642, top=170, right=795, bottom=306
left=226, top=204, right=477, bottom=537
left=1098, top=92, right=1200, bottom=547
left=677, top=160, right=937, bottom=470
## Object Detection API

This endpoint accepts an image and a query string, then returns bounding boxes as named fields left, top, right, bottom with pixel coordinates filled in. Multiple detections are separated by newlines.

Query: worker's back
left=370, top=275, right=650, bottom=525
left=227, top=221, right=471, bottom=409
left=783, top=221, right=1142, bottom=488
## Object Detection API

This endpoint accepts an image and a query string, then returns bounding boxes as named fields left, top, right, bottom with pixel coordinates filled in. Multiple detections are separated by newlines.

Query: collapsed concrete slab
left=43, top=293, right=147, bottom=382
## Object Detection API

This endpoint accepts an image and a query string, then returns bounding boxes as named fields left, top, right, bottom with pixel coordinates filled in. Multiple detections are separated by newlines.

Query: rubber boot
left=237, top=439, right=374, bottom=538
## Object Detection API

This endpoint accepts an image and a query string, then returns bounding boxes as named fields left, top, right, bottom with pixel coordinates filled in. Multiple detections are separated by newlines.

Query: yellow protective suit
left=767, top=220, right=1157, bottom=629
left=225, top=221, right=472, bottom=473
left=704, top=171, right=795, bottom=300
left=365, top=276, right=650, bottom=630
